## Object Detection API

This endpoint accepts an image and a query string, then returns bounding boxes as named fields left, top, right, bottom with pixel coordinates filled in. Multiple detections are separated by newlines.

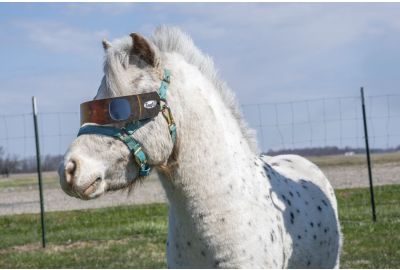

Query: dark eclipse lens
left=109, top=98, right=131, bottom=121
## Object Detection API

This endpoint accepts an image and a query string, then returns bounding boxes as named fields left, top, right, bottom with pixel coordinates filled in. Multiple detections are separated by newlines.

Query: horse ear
left=102, top=39, right=112, bottom=50
left=130, top=33, right=160, bottom=67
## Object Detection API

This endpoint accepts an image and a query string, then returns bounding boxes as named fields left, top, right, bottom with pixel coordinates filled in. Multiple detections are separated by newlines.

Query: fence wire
left=0, top=94, right=399, bottom=223
left=242, top=95, right=400, bottom=151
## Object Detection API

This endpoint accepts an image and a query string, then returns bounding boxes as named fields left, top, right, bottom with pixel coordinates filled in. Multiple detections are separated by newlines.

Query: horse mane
left=102, top=26, right=259, bottom=154
left=151, top=26, right=259, bottom=154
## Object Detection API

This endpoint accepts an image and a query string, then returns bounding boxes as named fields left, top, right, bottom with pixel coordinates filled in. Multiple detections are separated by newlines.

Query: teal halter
left=77, top=69, right=176, bottom=177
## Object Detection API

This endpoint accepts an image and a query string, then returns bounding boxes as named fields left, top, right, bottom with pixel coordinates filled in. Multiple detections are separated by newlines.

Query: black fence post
left=360, top=88, right=377, bottom=222
left=32, top=97, right=46, bottom=247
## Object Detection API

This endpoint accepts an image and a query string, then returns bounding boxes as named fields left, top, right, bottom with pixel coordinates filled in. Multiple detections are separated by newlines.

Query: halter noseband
left=77, top=69, right=176, bottom=176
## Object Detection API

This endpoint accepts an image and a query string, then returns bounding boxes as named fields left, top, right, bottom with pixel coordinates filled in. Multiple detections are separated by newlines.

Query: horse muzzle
left=58, top=158, right=106, bottom=200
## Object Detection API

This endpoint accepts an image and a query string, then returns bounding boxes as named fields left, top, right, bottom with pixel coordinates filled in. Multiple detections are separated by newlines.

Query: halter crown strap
left=77, top=69, right=175, bottom=177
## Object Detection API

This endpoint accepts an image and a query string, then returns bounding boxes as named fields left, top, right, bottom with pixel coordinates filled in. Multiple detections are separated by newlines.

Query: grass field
left=308, top=151, right=400, bottom=167
left=0, top=185, right=399, bottom=268
left=0, top=172, right=59, bottom=190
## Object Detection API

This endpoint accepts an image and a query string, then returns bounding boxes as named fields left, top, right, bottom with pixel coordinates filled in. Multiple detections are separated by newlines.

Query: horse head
left=58, top=33, right=176, bottom=200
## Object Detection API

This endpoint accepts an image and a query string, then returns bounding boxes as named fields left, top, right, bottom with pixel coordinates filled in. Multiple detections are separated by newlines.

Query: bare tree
left=42, top=154, right=63, bottom=171
left=0, top=147, right=3, bottom=178
left=0, top=147, right=21, bottom=177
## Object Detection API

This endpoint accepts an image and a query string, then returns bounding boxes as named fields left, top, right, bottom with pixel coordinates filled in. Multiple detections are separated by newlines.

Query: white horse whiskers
left=59, top=26, right=342, bottom=268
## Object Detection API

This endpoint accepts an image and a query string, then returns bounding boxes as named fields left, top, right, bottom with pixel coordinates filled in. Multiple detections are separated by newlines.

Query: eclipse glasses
left=80, top=92, right=161, bottom=125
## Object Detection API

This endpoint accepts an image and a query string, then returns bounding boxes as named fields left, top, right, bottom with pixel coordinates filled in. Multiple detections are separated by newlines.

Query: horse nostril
left=65, top=159, right=78, bottom=185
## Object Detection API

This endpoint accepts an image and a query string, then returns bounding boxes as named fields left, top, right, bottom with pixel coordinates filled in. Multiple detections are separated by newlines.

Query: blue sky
left=1, top=3, right=400, bottom=156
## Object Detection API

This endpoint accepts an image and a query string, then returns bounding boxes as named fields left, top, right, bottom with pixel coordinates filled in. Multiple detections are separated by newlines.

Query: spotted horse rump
left=260, top=154, right=341, bottom=268
left=58, top=26, right=342, bottom=268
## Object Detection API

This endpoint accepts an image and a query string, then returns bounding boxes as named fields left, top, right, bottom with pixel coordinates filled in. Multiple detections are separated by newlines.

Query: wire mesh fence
left=242, top=93, right=400, bottom=223
left=0, top=93, right=399, bottom=223
left=0, top=112, right=79, bottom=159
left=242, top=94, right=400, bottom=151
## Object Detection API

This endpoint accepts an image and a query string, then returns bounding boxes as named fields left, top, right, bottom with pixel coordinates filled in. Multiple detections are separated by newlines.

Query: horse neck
left=159, top=54, right=257, bottom=212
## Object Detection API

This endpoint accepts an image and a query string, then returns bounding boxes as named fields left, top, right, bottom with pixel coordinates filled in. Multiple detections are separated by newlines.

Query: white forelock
left=101, top=36, right=132, bottom=97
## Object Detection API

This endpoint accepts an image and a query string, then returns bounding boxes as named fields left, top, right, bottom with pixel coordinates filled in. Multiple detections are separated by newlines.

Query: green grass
left=337, top=184, right=400, bottom=268
left=1, top=186, right=399, bottom=268
left=0, top=204, right=168, bottom=268
left=0, top=174, right=59, bottom=190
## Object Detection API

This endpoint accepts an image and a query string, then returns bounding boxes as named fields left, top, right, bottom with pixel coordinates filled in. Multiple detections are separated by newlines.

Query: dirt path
left=320, top=162, right=400, bottom=189
left=0, top=162, right=399, bottom=216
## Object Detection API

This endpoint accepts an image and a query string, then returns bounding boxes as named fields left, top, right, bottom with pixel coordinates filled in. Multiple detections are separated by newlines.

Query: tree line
left=0, top=146, right=62, bottom=177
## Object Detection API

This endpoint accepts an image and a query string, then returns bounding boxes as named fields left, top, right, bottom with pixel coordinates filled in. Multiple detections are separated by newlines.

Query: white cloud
left=163, top=3, right=400, bottom=102
left=1, top=71, right=101, bottom=114
left=14, top=20, right=109, bottom=56
left=163, top=3, right=400, bottom=56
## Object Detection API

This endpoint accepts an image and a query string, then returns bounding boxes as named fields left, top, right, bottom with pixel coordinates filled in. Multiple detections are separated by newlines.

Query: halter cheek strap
left=159, top=69, right=177, bottom=144
left=77, top=69, right=176, bottom=177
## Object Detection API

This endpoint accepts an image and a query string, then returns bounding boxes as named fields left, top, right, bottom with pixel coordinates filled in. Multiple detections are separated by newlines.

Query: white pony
left=59, top=26, right=341, bottom=268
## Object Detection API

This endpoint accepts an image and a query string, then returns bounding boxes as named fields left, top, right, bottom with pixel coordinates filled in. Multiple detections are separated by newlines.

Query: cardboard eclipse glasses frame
left=80, top=92, right=161, bottom=125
